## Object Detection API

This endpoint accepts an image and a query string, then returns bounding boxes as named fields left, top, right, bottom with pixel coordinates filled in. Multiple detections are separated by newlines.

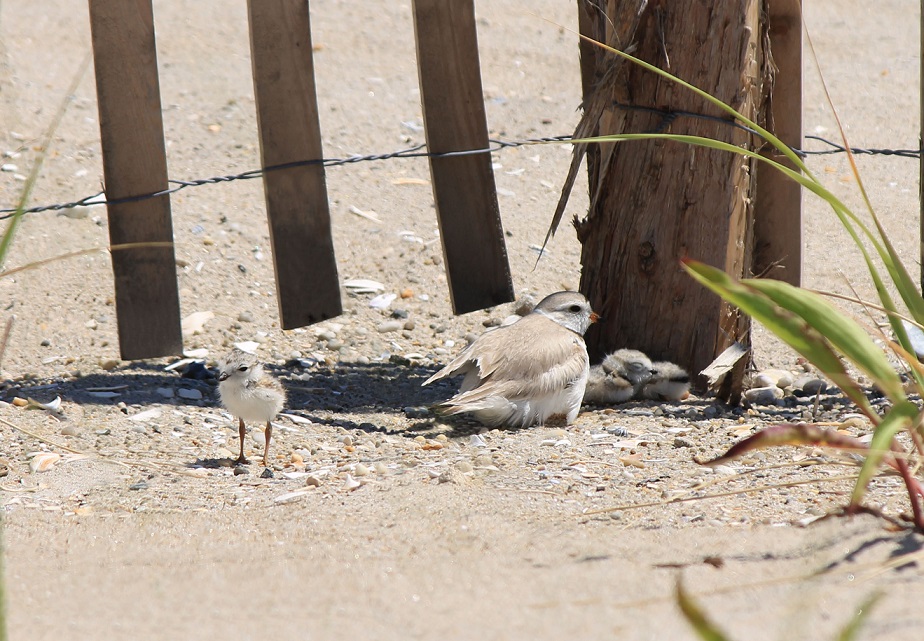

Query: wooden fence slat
left=754, top=0, right=803, bottom=286
left=412, top=0, right=514, bottom=314
left=247, top=0, right=342, bottom=329
left=88, top=0, right=183, bottom=360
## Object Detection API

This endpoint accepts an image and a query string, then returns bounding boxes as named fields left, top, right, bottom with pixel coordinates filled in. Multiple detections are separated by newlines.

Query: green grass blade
left=676, top=580, right=731, bottom=641
left=573, top=132, right=914, bottom=361
left=744, top=279, right=906, bottom=401
left=575, top=32, right=813, bottom=182
left=850, top=401, right=918, bottom=508
left=0, top=53, right=90, bottom=270
left=684, top=260, right=875, bottom=417
left=0, top=512, right=6, bottom=641
left=836, top=592, right=882, bottom=641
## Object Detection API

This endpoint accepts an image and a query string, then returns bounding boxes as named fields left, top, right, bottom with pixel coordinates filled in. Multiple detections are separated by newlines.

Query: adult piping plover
left=583, top=348, right=654, bottom=404
left=638, top=361, right=691, bottom=401
left=217, top=349, right=286, bottom=467
left=423, top=291, right=598, bottom=427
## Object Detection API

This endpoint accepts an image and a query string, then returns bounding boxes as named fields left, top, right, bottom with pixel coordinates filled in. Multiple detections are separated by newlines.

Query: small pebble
left=99, top=358, right=120, bottom=371
left=514, top=295, right=536, bottom=316
left=177, top=388, right=203, bottom=400
left=673, top=437, right=694, bottom=448
left=403, top=320, right=416, bottom=331
left=744, top=386, right=783, bottom=405
left=238, top=311, right=255, bottom=323
left=391, top=309, right=409, bottom=320
left=156, top=387, right=175, bottom=399
left=376, top=320, right=403, bottom=333
left=353, top=463, right=370, bottom=477
left=233, top=466, right=249, bottom=476
left=795, top=377, right=828, bottom=395
left=260, top=467, right=274, bottom=479
left=61, top=424, right=79, bottom=436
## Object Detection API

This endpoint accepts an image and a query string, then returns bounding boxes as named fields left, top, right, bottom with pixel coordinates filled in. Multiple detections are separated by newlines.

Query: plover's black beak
left=218, top=371, right=229, bottom=382
left=590, top=312, right=601, bottom=324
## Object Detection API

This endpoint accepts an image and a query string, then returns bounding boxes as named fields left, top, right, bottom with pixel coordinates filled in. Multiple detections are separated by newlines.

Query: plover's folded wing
left=435, top=314, right=589, bottom=405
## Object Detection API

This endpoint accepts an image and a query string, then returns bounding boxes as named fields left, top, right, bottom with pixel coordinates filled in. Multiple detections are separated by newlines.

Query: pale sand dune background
left=1, top=2, right=922, bottom=639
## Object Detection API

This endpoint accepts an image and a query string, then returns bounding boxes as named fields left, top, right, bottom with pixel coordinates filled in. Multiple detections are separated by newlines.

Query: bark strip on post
left=754, top=0, right=802, bottom=285
left=412, top=0, right=514, bottom=314
left=248, top=0, right=342, bottom=329
left=570, top=1, right=770, bottom=402
left=88, top=0, right=183, bottom=360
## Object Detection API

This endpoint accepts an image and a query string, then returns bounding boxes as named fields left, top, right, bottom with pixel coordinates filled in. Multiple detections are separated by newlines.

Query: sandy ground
left=1, top=1, right=923, bottom=639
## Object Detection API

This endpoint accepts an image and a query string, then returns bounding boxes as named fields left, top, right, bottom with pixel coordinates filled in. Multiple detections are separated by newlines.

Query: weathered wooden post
left=567, top=0, right=775, bottom=401
left=88, top=0, right=183, bottom=359
left=248, top=0, right=342, bottom=328
left=412, top=0, right=514, bottom=314
left=754, top=0, right=803, bottom=285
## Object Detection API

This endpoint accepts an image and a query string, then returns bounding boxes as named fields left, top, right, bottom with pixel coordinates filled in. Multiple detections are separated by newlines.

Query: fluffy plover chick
left=423, top=291, right=598, bottom=427
left=638, top=361, right=691, bottom=401
left=217, top=349, right=286, bottom=467
left=583, top=348, right=653, bottom=404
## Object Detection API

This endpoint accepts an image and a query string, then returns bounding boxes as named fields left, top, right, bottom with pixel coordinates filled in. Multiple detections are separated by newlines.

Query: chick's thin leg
left=236, top=417, right=248, bottom=465
left=263, top=421, right=273, bottom=467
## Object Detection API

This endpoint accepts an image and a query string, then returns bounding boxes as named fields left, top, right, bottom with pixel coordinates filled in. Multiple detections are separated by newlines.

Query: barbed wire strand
left=1, top=103, right=920, bottom=222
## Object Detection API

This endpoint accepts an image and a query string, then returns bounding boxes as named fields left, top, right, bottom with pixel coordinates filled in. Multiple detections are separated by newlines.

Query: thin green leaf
left=0, top=512, right=5, bottom=641
left=744, top=279, right=906, bottom=401
left=676, top=580, right=731, bottom=641
left=850, top=401, right=918, bottom=508
left=836, top=592, right=882, bottom=641
left=0, top=53, right=90, bottom=270
left=684, top=260, right=876, bottom=417
left=575, top=32, right=813, bottom=182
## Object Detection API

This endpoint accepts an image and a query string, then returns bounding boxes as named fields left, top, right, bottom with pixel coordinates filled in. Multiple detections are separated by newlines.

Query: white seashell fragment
left=342, top=474, right=361, bottom=491
left=41, top=396, right=63, bottom=412
left=469, top=434, right=487, bottom=448
left=280, top=413, right=312, bottom=425
left=343, top=279, right=385, bottom=293
left=368, top=293, right=397, bottom=309
left=30, top=452, right=61, bottom=473
left=181, top=311, right=214, bottom=336
left=87, top=391, right=121, bottom=399
left=274, top=489, right=312, bottom=504
left=233, top=341, right=259, bottom=354
left=129, top=408, right=162, bottom=422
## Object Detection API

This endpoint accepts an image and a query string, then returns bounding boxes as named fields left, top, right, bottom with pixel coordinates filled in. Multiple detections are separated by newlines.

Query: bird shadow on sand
left=2, top=358, right=457, bottom=437
left=3, top=358, right=756, bottom=443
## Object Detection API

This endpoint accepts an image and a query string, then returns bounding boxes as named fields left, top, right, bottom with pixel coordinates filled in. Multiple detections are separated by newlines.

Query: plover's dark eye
left=569, top=304, right=582, bottom=313
left=238, top=365, right=248, bottom=372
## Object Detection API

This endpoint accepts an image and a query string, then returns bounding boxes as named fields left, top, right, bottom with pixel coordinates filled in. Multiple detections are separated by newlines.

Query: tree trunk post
left=574, top=1, right=770, bottom=401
